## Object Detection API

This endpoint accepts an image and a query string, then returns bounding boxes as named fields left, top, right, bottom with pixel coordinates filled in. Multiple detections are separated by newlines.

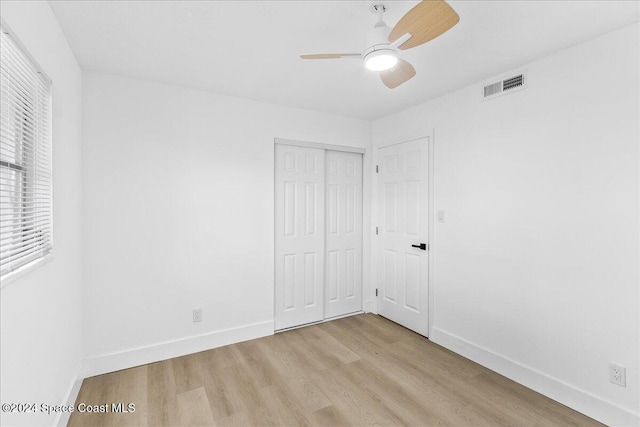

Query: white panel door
left=377, top=138, right=429, bottom=336
left=275, top=145, right=325, bottom=330
left=325, top=151, right=363, bottom=319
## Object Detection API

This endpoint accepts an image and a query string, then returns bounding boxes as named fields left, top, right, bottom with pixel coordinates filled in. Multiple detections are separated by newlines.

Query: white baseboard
left=430, top=327, right=640, bottom=427
left=54, top=361, right=84, bottom=427
left=80, top=320, right=274, bottom=379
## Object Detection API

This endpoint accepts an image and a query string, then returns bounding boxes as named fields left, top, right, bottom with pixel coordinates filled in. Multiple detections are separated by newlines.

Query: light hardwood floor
left=69, top=314, right=602, bottom=426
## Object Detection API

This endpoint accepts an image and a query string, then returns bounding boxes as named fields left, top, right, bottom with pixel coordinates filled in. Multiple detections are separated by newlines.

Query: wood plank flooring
left=68, top=314, right=602, bottom=426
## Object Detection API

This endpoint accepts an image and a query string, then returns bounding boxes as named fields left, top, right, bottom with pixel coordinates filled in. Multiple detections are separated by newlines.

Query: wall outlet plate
left=609, top=363, right=626, bottom=387
left=193, top=308, right=202, bottom=323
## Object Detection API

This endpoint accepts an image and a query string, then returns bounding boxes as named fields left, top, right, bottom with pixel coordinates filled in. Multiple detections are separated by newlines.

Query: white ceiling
left=49, top=1, right=639, bottom=120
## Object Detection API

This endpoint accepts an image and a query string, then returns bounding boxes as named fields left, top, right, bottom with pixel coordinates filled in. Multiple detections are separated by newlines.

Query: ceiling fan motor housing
left=363, top=20, right=397, bottom=71
left=364, top=20, right=395, bottom=55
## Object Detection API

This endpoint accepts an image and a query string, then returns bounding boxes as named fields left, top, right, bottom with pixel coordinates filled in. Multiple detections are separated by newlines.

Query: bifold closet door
left=325, top=151, right=363, bottom=319
left=275, top=145, right=325, bottom=330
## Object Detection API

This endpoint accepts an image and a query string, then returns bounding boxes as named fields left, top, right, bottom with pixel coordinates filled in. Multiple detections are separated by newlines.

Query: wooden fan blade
left=389, top=0, right=460, bottom=50
left=300, top=53, right=361, bottom=59
left=380, top=59, right=416, bottom=89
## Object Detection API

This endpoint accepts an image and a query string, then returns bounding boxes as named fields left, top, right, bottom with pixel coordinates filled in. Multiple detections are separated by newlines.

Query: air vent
left=482, top=71, right=527, bottom=101
left=503, top=74, right=524, bottom=91
left=483, top=81, right=502, bottom=98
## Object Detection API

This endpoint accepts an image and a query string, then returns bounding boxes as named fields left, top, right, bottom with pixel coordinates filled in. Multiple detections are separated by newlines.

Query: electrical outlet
left=193, top=308, right=202, bottom=323
left=609, top=363, right=626, bottom=387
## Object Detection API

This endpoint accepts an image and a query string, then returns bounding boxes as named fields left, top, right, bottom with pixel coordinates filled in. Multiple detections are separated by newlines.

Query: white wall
left=2, top=4, right=635, bottom=426
left=372, top=23, right=639, bottom=425
left=81, top=73, right=372, bottom=372
left=0, top=2, right=84, bottom=427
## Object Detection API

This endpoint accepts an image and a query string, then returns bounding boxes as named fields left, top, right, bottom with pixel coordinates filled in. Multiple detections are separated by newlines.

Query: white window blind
left=0, top=24, right=53, bottom=279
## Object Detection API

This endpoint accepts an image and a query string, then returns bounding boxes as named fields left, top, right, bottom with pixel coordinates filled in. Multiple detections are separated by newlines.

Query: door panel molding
left=275, top=142, right=364, bottom=330
left=324, top=150, right=363, bottom=319
left=275, top=145, right=325, bottom=330
left=376, top=138, right=429, bottom=336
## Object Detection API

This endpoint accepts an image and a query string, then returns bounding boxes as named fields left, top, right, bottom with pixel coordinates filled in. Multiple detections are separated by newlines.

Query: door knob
left=411, top=243, right=427, bottom=250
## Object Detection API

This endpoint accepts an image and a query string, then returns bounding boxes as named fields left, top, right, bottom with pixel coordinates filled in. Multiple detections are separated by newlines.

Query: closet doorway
left=274, top=140, right=364, bottom=331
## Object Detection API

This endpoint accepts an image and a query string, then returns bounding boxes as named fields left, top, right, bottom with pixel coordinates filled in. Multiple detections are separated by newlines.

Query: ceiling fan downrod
left=372, top=4, right=387, bottom=26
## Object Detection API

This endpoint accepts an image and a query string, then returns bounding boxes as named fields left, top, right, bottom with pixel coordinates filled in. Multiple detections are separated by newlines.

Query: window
left=0, top=23, right=52, bottom=280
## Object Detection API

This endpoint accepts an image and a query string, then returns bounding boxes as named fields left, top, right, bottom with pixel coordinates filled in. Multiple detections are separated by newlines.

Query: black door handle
left=411, top=243, right=427, bottom=250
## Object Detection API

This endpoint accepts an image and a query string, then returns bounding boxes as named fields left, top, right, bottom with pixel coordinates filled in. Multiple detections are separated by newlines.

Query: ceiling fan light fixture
left=364, top=49, right=398, bottom=71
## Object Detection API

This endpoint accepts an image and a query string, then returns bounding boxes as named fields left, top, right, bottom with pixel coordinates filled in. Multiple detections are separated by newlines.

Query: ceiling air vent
left=482, top=71, right=527, bottom=101
left=483, top=81, right=502, bottom=98
left=503, top=74, right=524, bottom=91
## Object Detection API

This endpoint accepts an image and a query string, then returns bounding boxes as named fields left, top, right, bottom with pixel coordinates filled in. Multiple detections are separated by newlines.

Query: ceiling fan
left=300, top=0, right=459, bottom=89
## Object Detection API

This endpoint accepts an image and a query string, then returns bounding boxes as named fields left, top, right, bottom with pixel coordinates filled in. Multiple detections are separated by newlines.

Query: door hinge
left=375, top=226, right=379, bottom=235
left=376, top=165, right=379, bottom=173
left=375, top=289, right=378, bottom=297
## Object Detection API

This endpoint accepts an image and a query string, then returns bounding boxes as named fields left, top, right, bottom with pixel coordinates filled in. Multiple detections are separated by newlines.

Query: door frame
left=275, top=138, right=366, bottom=154
left=273, top=138, right=367, bottom=332
left=374, top=136, right=434, bottom=337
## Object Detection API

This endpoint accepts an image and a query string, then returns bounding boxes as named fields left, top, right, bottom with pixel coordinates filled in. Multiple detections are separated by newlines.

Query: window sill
left=0, top=254, right=54, bottom=289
